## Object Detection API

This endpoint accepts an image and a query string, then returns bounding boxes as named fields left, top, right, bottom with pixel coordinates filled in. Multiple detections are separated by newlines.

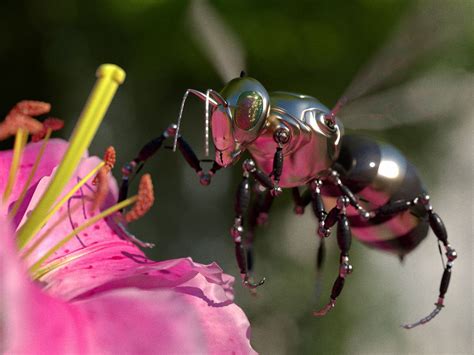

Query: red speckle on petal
left=94, top=225, right=101, bottom=230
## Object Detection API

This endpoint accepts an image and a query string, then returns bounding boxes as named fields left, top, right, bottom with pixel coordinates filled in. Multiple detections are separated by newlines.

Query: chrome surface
left=220, top=77, right=270, bottom=145
left=358, top=143, right=408, bottom=208
left=211, top=105, right=237, bottom=166
left=328, top=135, right=428, bottom=254
left=247, top=92, right=342, bottom=187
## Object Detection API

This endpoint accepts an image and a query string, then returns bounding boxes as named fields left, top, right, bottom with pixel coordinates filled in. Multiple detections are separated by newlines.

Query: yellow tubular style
left=17, top=64, right=126, bottom=249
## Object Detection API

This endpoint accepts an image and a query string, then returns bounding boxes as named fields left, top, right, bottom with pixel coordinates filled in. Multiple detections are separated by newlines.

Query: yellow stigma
left=17, top=64, right=126, bottom=249
left=2, top=128, right=28, bottom=202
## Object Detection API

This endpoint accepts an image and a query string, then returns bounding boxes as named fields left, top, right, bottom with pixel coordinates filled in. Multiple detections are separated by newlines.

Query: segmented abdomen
left=325, top=135, right=429, bottom=257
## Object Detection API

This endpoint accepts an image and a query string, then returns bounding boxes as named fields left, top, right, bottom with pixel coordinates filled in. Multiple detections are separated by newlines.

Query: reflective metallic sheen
left=247, top=92, right=342, bottom=187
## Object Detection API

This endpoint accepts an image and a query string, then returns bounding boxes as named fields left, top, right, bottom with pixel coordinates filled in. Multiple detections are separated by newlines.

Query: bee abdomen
left=332, top=135, right=429, bottom=256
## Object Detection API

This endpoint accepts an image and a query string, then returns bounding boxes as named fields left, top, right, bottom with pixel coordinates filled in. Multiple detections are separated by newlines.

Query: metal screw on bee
left=118, top=71, right=457, bottom=329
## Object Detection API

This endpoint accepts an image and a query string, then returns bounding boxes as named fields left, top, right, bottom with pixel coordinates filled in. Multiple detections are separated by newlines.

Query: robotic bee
left=118, top=73, right=457, bottom=329
left=118, top=0, right=469, bottom=329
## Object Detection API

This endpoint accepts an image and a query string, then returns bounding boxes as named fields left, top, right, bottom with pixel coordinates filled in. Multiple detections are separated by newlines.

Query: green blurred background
left=2, top=0, right=472, bottom=353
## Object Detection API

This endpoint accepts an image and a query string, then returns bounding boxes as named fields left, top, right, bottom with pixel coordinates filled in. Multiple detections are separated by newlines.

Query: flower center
left=16, top=64, right=126, bottom=249
left=1, top=64, right=156, bottom=279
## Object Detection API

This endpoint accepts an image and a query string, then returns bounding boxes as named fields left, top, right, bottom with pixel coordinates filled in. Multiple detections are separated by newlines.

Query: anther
left=14, top=100, right=51, bottom=116
left=103, top=146, right=116, bottom=170
left=1, top=100, right=50, bottom=140
left=32, top=117, right=64, bottom=142
left=93, top=146, right=116, bottom=185
left=91, top=146, right=116, bottom=209
left=125, top=174, right=155, bottom=223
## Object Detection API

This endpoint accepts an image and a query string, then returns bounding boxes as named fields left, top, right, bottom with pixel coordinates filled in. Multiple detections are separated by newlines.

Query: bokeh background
left=1, top=0, right=472, bottom=353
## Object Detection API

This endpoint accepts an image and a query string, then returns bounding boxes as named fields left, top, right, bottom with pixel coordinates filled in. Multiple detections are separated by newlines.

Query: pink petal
left=19, top=155, right=235, bottom=305
left=2, top=148, right=257, bottom=354
left=2, top=217, right=213, bottom=354
left=41, top=243, right=235, bottom=306
left=0, top=139, right=70, bottom=210
left=183, top=293, right=257, bottom=355
left=19, top=155, right=119, bottom=266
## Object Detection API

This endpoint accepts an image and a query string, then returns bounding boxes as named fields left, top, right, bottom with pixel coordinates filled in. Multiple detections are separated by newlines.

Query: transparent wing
left=340, top=70, right=474, bottom=130
left=188, top=0, right=246, bottom=83
left=338, top=0, right=473, bottom=129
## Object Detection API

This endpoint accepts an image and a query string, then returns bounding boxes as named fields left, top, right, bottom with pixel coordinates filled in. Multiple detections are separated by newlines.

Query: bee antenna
left=240, top=70, right=246, bottom=78
left=205, top=89, right=211, bottom=157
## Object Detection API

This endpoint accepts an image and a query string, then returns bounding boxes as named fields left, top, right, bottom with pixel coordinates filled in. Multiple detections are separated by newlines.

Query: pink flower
left=1, top=66, right=256, bottom=354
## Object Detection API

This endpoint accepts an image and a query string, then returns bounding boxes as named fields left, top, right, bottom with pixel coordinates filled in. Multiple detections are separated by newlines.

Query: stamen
left=125, top=174, right=154, bottom=223
left=17, top=64, right=126, bottom=249
left=91, top=168, right=109, bottom=211
left=93, top=146, right=116, bottom=185
left=37, top=161, right=106, bottom=230
left=92, top=146, right=116, bottom=210
left=32, top=118, right=64, bottom=142
left=21, top=200, right=84, bottom=260
left=8, top=128, right=54, bottom=219
left=14, top=100, right=51, bottom=117
left=2, top=128, right=28, bottom=202
left=29, top=195, right=137, bottom=275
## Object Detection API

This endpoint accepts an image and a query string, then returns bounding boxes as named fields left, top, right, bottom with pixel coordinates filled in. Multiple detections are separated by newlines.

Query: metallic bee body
left=331, top=135, right=428, bottom=256
left=119, top=74, right=456, bottom=329
left=214, top=76, right=430, bottom=258
left=118, top=0, right=471, bottom=329
left=214, top=76, right=342, bottom=187
left=248, top=91, right=340, bottom=188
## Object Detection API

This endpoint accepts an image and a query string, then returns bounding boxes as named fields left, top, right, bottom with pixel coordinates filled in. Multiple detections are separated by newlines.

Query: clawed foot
left=313, top=299, right=336, bottom=317
left=243, top=275, right=266, bottom=289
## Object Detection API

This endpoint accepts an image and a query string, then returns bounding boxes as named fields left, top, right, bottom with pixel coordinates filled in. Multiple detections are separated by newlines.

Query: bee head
left=211, top=75, right=269, bottom=166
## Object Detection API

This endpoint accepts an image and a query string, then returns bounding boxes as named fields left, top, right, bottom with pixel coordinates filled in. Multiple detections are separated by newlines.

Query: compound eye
left=235, top=91, right=264, bottom=130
